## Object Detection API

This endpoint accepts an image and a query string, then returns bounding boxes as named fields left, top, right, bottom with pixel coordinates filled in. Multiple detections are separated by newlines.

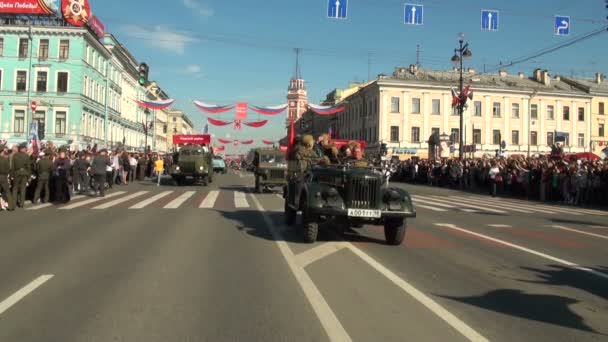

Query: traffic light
left=138, top=63, right=149, bottom=86
left=38, top=122, right=45, bottom=140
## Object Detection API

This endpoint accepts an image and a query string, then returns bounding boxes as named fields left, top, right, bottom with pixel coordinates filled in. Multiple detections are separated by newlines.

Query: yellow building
left=166, top=109, right=195, bottom=151
left=335, top=65, right=593, bottom=159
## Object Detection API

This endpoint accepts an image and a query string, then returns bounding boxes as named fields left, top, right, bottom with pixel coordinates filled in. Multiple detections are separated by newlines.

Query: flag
left=451, top=88, right=459, bottom=107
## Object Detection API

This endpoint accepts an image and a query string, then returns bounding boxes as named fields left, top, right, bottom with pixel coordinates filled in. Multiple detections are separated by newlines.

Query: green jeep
left=169, top=145, right=213, bottom=186
left=253, top=148, right=287, bottom=193
left=284, top=161, right=416, bottom=245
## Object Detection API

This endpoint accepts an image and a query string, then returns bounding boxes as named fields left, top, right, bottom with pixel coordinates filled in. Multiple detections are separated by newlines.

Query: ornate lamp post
left=451, top=33, right=473, bottom=160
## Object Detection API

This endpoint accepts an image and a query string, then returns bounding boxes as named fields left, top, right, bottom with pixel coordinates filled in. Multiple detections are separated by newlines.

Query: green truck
left=169, top=145, right=213, bottom=186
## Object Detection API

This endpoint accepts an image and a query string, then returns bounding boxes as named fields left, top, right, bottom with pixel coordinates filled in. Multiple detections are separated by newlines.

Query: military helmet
left=18, top=142, right=28, bottom=150
left=302, top=135, right=314, bottom=148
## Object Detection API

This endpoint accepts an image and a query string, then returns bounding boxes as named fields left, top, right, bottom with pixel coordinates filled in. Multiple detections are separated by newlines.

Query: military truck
left=284, top=154, right=416, bottom=245
left=169, top=145, right=213, bottom=186
left=252, top=148, right=287, bottom=193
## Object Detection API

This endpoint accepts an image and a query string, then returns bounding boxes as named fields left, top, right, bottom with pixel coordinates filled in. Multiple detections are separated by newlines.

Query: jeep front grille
left=270, top=169, right=285, bottom=179
left=347, top=177, right=379, bottom=209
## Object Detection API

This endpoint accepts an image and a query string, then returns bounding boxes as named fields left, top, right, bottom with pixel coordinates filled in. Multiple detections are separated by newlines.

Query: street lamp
left=451, top=33, right=472, bottom=160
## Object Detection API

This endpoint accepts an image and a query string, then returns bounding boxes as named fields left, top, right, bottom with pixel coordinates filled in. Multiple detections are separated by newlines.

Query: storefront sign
left=393, top=148, right=418, bottom=155
left=0, top=0, right=61, bottom=15
left=172, top=134, right=211, bottom=145
left=61, top=0, right=90, bottom=27
left=87, top=14, right=104, bottom=39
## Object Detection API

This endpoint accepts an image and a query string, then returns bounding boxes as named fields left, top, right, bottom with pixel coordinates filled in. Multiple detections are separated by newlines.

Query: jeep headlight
left=199, top=166, right=204, bottom=171
left=176, top=166, right=180, bottom=171
left=384, top=189, right=402, bottom=210
left=321, top=188, right=339, bottom=200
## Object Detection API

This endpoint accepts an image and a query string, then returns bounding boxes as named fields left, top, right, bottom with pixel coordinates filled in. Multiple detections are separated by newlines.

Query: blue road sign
left=327, top=0, right=347, bottom=19
left=554, top=15, right=570, bottom=36
left=481, top=10, right=499, bottom=31
left=404, top=4, right=423, bottom=25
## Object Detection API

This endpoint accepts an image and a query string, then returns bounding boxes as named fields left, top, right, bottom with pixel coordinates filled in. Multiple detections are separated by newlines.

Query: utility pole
left=416, top=44, right=420, bottom=67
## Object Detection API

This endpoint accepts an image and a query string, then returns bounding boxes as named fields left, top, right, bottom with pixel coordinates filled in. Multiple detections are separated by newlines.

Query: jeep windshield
left=260, top=154, right=286, bottom=164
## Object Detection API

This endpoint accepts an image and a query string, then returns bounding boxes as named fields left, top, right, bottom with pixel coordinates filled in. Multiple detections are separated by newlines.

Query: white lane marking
left=26, top=195, right=85, bottom=210
left=129, top=191, right=173, bottom=209
left=436, top=223, right=608, bottom=280
left=460, top=208, right=480, bottom=213
left=551, top=225, right=608, bottom=240
left=92, top=191, right=148, bottom=209
left=59, top=192, right=124, bottom=210
left=249, top=193, right=353, bottom=342
left=0, top=275, right=53, bottom=315
left=447, top=196, right=533, bottom=213
left=459, top=195, right=556, bottom=214
left=591, top=226, right=608, bottom=229
left=412, top=197, right=457, bottom=208
left=424, top=195, right=507, bottom=214
left=200, top=190, right=219, bottom=208
left=469, top=196, right=586, bottom=216
left=164, top=191, right=196, bottom=209
left=234, top=191, right=249, bottom=208
left=346, top=244, right=489, bottom=342
left=413, top=203, right=448, bottom=212
left=488, top=224, right=511, bottom=228
left=295, top=243, right=348, bottom=268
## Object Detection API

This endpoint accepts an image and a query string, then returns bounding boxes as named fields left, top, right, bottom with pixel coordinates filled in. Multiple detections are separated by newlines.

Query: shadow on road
left=518, top=265, right=608, bottom=301
left=550, top=218, right=604, bottom=226
left=438, top=289, right=600, bottom=334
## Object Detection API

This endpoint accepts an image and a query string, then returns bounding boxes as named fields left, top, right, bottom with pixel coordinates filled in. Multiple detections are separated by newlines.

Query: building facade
left=166, top=109, right=195, bottom=151
left=332, top=65, right=593, bottom=159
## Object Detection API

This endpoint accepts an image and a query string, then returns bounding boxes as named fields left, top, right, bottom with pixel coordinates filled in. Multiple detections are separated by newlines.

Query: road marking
left=26, top=195, right=85, bottom=210
left=488, top=224, right=511, bottom=228
left=425, top=195, right=507, bottom=214
left=346, top=244, right=489, bottom=342
left=164, top=191, right=196, bottom=209
left=436, top=223, right=608, bottom=280
left=234, top=191, right=249, bottom=208
left=0, top=275, right=53, bottom=315
left=459, top=196, right=555, bottom=214
left=92, top=191, right=148, bottom=209
left=460, top=208, right=480, bottom=213
left=59, top=192, right=125, bottom=210
left=447, top=196, right=533, bottom=213
left=129, top=191, right=173, bottom=209
left=412, top=197, right=457, bottom=208
left=551, top=225, right=608, bottom=240
left=200, top=191, right=219, bottom=208
left=295, top=242, right=348, bottom=268
left=249, top=192, right=353, bottom=342
left=472, top=196, right=585, bottom=216
left=591, top=225, right=608, bottom=229
left=414, top=203, right=448, bottom=212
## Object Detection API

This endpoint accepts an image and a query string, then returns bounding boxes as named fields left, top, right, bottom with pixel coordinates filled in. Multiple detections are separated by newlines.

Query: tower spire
left=294, top=48, right=302, bottom=79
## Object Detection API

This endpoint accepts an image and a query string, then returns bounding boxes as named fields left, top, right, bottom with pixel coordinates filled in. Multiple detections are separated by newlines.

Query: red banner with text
left=172, top=134, right=211, bottom=145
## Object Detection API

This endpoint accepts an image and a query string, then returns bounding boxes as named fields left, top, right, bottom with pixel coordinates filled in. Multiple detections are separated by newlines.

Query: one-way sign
left=481, top=9, right=499, bottom=31
left=327, top=0, right=348, bottom=19
left=554, top=15, right=570, bottom=36
left=404, top=4, right=423, bottom=25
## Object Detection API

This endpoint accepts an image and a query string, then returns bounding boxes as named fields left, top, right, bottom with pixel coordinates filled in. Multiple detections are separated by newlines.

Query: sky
left=91, top=0, right=608, bottom=154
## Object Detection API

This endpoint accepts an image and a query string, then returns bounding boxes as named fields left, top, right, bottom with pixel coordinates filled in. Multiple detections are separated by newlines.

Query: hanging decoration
left=213, top=146, right=225, bottom=152
left=194, top=101, right=235, bottom=114
left=241, top=140, right=254, bottom=145
left=135, top=98, right=176, bottom=110
left=233, top=140, right=239, bottom=146
left=308, top=103, right=346, bottom=115
left=262, top=140, right=275, bottom=145
left=236, top=103, right=248, bottom=119
left=249, top=104, right=288, bottom=115
left=243, top=120, right=268, bottom=128
left=218, top=138, right=232, bottom=144
left=234, top=120, right=242, bottom=130
left=207, top=117, right=232, bottom=126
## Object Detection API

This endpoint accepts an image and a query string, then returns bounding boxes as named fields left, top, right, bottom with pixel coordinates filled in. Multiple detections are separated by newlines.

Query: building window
left=57, top=72, right=68, bottom=92
left=36, top=71, right=47, bottom=92
left=547, top=105, right=554, bottom=120
left=563, top=106, right=570, bottom=121
left=173, top=127, right=177, bottom=133
left=512, top=103, right=520, bottom=118
left=531, top=104, right=538, bottom=120
left=547, top=132, right=554, bottom=145
left=578, top=133, right=585, bottom=147
left=16, top=70, right=27, bottom=91
left=432, top=99, right=441, bottom=114
left=411, top=127, right=420, bottom=143
left=59, top=40, right=69, bottom=59
left=512, top=130, right=519, bottom=145
left=55, top=111, right=67, bottom=135
left=0, top=38, right=3, bottom=56
left=452, top=106, right=459, bottom=116
left=493, top=130, right=501, bottom=145
left=411, top=98, right=420, bottom=113
left=431, top=127, right=440, bottom=137
left=493, top=102, right=501, bottom=117
left=474, top=101, right=482, bottom=116
left=173, top=117, right=177, bottom=122
left=451, top=128, right=460, bottom=143
left=578, top=107, right=584, bottom=121
left=14, top=110, right=25, bottom=133
left=390, top=97, right=400, bottom=113
left=600, top=102, right=605, bottom=115
left=19, top=38, right=29, bottom=58
left=531, top=131, right=538, bottom=146
left=473, top=129, right=482, bottom=144
left=599, top=124, right=605, bottom=137
left=38, top=39, right=49, bottom=59
left=390, top=126, right=399, bottom=142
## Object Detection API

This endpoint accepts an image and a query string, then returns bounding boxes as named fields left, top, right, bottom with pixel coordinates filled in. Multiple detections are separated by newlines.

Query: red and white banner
left=172, top=134, right=211, bottom=145
left=0, top=0, right=60, bottom=15
left=61, top=0, right=90, bottom=27
left=236, top=102, right=248, bottom=120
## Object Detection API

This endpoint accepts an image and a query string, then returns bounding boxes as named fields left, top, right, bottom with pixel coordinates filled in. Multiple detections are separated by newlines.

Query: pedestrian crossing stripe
left=200, top=190, right=219, bottom=208
left=59, top=192, right=125, bottom=210
left=417, top=195, right=507, bottom=214
left=234, top=191, right=249, bottom=208
left=129, top=191, right=173, bottom=209
left=92, top=191, right=149, bottom=209
left=164, top=191, right=196, bottom=209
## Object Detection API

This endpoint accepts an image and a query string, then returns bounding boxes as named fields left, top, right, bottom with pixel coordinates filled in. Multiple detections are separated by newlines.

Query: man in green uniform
left=10, top=143, right=31, bottom=208
left=0, top=145, right=15, bottom=211
left=33, top=150, right=53, bottom=204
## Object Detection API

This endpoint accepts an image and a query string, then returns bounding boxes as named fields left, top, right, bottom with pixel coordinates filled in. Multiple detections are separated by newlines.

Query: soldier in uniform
left=53, top=148, right=72, bottom=203
left=73, top=152, right=90, bottom=194
left=10, top=143, right=31, bottom=208
left=91, top=149, right=111, bottom=197
left=0, top=145, right=15, bottom=211
left=33, top=150, right=53, bottom=204
left=137, top=153, right=147, bottom=180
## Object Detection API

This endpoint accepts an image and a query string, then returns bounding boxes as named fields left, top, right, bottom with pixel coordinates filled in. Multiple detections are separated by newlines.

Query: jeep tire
left=301, top=198, right=318, bottom=243
left=284, top=200, right=296, bottom=226
left=384, top=218, right=406, bottom=246
left=255, top=176, right=262, bottom=193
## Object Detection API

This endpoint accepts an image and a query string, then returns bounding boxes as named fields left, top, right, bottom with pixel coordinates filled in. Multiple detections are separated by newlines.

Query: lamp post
left=451, top=33, right=473, bottom=160
left=144, top=108, right=150, bottom=153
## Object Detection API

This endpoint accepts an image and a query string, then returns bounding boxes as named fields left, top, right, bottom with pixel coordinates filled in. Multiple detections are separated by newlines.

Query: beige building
left=334, top=65, right=593, bottom=159
left=166, top=109, right=195, bottom=151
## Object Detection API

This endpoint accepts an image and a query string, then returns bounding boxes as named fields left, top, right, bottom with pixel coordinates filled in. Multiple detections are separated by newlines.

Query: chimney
left=596, top=72, right=604, bottom=85
left=554, top=75, right=561, bottom=82
left=378, top=74, right=387, bottom=80
left=518, top=72, right=525, bottom=79
left=534, top=68, right=542, bottom=82
left=499, top=70, right=508, bottom=77
left=467, top=67, right=475, bottom=74
left=409, top=64, right=418, bottom=74
left=542, top=70, right=550, bottom=86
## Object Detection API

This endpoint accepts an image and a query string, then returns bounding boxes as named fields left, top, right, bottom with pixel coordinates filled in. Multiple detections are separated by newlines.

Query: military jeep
left=253, top=148, right=287, bottom=193
left=169, top=145, right=213, bottom=186
left=284, top=162, right=416, bottom=245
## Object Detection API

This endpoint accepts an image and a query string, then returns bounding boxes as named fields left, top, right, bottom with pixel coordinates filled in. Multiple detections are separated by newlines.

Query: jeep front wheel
left=255, top=176, right=262, bottom=193
left=384, top=218, right=406, bottom=245
left=301, top=199, right=318, bottom=243
left=284, top=200, right=296, bottom=226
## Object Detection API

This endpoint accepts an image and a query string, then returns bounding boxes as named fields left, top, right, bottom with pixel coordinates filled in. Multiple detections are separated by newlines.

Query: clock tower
left=287, top=49, right=308, bottom=126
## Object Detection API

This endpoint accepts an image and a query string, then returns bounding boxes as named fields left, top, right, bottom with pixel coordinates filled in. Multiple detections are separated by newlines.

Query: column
left=402, top=91, right=409, bottom=144
left=522, top=98, right=530, bottom=146
left=571, top=100, right=577, bottom=149
left=422, top=92, right=430, bottom=140
left=380, top=91, right=387, bottom=142
left=484, top=96, right=491, bottom=146
left=503, top=97, right=510, bottom=145
left=539, top=99, right=545, bottom=150
left=556, top=100, right=562, bottom=133
left=442, top=93, right=450, bottom=135
left=586, top=101, right=592, bottom=151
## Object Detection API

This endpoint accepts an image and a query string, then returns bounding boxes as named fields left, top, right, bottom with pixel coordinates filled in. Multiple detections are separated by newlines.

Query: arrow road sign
left=404, top=4, right=423, bottom=25
left=327, top=0, right=347, bottom=19
left=554, top=15, right=570, bottom=36
left=481, top=10, right=499, bottom=31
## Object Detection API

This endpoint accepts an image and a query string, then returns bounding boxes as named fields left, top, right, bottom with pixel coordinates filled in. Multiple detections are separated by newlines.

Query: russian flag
left=134, top=98, right=175, bottom=110
left=308, top=104, right=346, bottom=115
left=248, top=104, right=288, bottom=115
left=193, top=101, right=235, bottom=114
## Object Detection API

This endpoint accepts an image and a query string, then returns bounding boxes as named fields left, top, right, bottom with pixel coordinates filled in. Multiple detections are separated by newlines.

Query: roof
left=559, top=76, right=608, bottom=95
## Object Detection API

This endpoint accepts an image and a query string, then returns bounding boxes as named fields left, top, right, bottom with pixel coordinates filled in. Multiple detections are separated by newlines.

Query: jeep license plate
left=347, top=209, right=381, bottom=218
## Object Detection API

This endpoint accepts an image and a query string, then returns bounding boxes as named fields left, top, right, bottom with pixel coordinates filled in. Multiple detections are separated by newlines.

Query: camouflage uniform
left=0, top=146, right=15, bottom=210
left=33, top=152, right=53, bottom=203
left=10, top=144, right=31, bottom=208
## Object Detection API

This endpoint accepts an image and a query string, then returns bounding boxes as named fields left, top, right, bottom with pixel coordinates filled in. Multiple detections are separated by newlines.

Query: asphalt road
left=0, top=170, right=607, bottom=341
